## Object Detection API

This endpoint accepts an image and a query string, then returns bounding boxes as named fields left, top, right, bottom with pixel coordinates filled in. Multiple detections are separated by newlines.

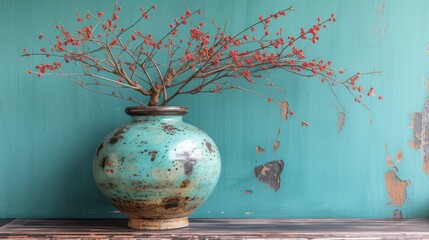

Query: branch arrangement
left=23, top=3, right=381, bottom=124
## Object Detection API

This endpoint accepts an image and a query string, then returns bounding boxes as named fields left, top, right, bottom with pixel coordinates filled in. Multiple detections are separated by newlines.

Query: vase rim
left=125, top=106, right=189, bottom=116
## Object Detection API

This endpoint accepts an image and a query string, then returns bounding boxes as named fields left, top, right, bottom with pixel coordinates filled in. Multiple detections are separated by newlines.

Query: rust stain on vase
left=98, top=182, right=119, bottom=190
left=109, top=127, right=128, bottom=144
left=96, top=143, right=104, bottom=157
left=183, top=160, right=196, bottom=176
left=101, top=156, right=114, bottom=169
left=161, top=123, right=179, bottom=135
left=204, top=140, right=215, bottom=153
left=384, top=171, right=410, bottom=206
left=254, top=160, right=284, bottom=192
left=111, top=196, right=202, bottom=219
left=180, top=179, right=190, bottom=188
left=148, top=150, right=158, bottom=161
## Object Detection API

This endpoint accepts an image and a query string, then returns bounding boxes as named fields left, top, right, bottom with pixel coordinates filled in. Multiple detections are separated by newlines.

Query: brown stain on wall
left=384, top=171, right=410, bottom=206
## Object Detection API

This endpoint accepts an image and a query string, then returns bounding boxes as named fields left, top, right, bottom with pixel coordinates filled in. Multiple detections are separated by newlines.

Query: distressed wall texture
left=1, top=0, right=429, bottom=218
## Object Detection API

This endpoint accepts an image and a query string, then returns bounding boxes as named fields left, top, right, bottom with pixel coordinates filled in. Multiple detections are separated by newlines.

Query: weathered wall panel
left=1, top=0, right=429, bottom=218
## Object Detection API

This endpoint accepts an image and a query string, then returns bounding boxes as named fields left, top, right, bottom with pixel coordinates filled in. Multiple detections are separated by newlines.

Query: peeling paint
left=376, top=0, right=386, bottom=17
left=256, top=146, right=265, bottom=154
left=386, top=155, right=392, bottom=162
left=395, top=151, right=403, bottom=162
left=409, top=112, right=423, bottom=150
left=254, top=160, right=284, bottom=192
left=409, top=93, right=429, bottom=174
left=279, top=101, right=288, bottom=121
left=386, top=154, right=394, bottom=167
left=372, top=0, right=387, bottom=43
left=392, top=210, right=402, bottom=219
left=385, top=171, right=410, bottom=206
left=273, top=141, right=280, bottom=153
left=338, top=112, right=345, bottom=133
left=243, top=190, right=253, bottom=194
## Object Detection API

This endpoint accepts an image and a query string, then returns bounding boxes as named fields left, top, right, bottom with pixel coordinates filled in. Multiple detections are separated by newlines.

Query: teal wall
left=1, top=0, right=429, bottom=218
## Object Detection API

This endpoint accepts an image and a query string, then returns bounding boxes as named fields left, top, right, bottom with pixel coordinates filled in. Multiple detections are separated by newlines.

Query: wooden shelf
left=1, top=218, right=429, bottom=239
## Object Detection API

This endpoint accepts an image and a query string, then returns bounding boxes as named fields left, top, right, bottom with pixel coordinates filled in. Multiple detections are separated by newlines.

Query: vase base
left=128, top=217, right=189, bottom=230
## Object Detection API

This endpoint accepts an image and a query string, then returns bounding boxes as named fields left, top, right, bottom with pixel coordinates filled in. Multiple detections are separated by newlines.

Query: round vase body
left=93, top=107, right=221, bottom=230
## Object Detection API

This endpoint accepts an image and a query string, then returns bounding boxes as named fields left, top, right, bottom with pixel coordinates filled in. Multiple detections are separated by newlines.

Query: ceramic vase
left=93, top=106, right=221, bottom=230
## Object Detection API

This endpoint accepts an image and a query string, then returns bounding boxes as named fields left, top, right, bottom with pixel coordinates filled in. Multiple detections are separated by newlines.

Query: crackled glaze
left=93, top=107, right=221, bottom=229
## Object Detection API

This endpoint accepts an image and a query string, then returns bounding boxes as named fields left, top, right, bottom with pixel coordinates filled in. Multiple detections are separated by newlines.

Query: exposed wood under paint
left=2, top=218, right=429, bottom=239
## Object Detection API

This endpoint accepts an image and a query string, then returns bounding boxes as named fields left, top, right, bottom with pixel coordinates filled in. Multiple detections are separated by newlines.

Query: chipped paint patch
left=338, top=112, right=345, bottom=133
left=279, top=101, right=288, bottom=121
left=392, top=210, right=402, bottom=219
left=386, top=154, right=394, bottom=167
left=409, top=112, right=423, bottom=150
left=385, top=171, right=410, bottom=206
left=273, top=141, right=280, bottom=153
left=254, top=160, right=284, bottom=192
left=395, top=151, right=403, bottom=162
left=243, top=190, right=253, bottom=194
left=256, top=146, right=265, bottom=154
left=409, top=94, right=429, bottom=174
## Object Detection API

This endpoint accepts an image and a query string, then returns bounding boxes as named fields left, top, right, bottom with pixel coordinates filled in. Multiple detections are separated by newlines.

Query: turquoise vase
left=93, top=106, right=221, bottom=230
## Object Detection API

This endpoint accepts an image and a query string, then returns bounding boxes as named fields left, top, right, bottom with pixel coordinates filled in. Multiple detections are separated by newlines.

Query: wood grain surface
left=1, top=218, right=429, bottom=239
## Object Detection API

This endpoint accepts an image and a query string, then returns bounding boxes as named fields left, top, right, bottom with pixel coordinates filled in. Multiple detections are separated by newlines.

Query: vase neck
left=131, top=115, right=183, bottom=122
